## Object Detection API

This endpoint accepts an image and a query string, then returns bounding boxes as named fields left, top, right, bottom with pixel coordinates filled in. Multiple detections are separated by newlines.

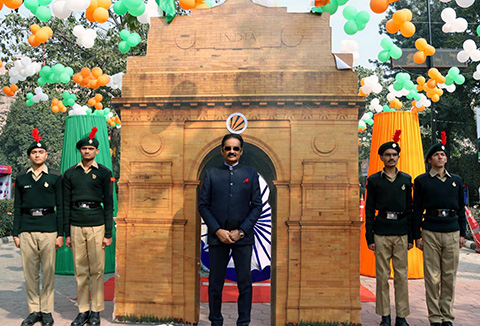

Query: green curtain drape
left=55, top=115, right=118, bottom=275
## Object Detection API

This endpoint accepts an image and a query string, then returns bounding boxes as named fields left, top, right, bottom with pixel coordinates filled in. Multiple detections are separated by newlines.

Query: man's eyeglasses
left=223, top=146, right=241, bottom=151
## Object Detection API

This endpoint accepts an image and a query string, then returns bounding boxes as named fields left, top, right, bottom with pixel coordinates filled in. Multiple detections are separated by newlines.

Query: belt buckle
left=386, top=211, right=398, bottom=220
left=439, top=209, right=449, bottom=217
left=31, top=209, right=43, bottom=217
left=79, top=203, right=89, bottom=209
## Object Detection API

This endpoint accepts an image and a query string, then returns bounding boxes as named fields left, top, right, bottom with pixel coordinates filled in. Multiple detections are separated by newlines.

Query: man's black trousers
left=208, top=244, right=253, bottom=326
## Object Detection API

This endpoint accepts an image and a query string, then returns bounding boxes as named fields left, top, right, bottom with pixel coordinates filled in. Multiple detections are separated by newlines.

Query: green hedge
left=0, top=199, right=14, bottom=238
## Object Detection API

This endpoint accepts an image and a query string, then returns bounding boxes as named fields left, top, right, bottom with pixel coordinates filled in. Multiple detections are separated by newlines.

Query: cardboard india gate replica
left=113, top=0, right=363, bottom=324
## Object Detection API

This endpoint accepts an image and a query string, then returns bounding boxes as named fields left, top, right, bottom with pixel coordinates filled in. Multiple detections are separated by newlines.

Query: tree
left=372, top=0, right=480, bottom=202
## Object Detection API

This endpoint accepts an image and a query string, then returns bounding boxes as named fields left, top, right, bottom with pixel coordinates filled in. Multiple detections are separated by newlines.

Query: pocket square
left=243, top=178, right=249, bottom=183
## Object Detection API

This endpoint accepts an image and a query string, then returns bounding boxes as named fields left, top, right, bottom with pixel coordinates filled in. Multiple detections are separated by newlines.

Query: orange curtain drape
left=360, top=111, right=425, bottom=279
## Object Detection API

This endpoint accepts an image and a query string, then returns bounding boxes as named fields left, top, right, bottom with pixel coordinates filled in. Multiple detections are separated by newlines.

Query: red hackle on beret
left=32, top=128, right=43, bottom=143
left=441, top=131, right=447, bottom=146
left=89, top=127, right=98, bottom=140
left=392, top=129, right=401, bottom=143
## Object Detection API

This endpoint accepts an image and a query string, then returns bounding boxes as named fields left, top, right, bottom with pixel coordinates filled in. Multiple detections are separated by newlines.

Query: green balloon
left=129, top=2, right=145, bottom=17
left=38, top=0, right=52, bottom=5
left=26, top=99, right=34, bottom=106
left=24, top=0, right=39, bottom=12
left=119, top=29, right=130, bottom=40
left=477, top=25, right=480, bottom=37
left=123, top=0, right=138, bottom=10
left=113, top=1, right=128, bottom=15
left=355, top=11, right=370, bottom=25
left=380, top=37, right=393, bottom=50
left=378, top=50, right=390, bottom=63
left=390, top=46, right=402, bottom=60
left=344, top=20, right=358, bottom=35
left=36, top=6, right=52, bottom=22
left=118, top=41, right=130, bottom=53
left=356, top=22, right=367, bottom=32
left=455, top=75, right=465, bottom=85
left=337, top=0, right=349, bottom=5
left=322, top=0, right=338, bottom=15
left=342, top=6, right=357, bottom=20
left=60, top=73, right=70, bottom=84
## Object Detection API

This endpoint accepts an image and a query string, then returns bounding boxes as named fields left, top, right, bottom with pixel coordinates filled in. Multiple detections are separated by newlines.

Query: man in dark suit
left=198, top=133, right=262, bottom=326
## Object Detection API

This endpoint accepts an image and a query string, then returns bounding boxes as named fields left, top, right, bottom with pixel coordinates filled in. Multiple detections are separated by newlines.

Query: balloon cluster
left=386, top=9, right=415, bottom=38
left=321, top=0, right=349, bottom=15
left=378, top=36, right=402, bottom=62
left=73, top=25, right=97, bottom=48
left=86, top=0, right=111, bottom=23
left=417, top=76, right=443, bottom=102
left=24, top=0, right=52, bottom=22
left=457, top=39, right=480, bottom=63
left=51, top=98, right=67, bottom=113
left=445, top=67, right=465, bottom=86
left=88, top=94, right=104, bottom=110
left=118, top=29, right=141, bottom=53
left=368, top=98, right=383, bottom=113
left=62, top=91, right=76, bottom=106
left=358, top=75, right=382, bottom=96
left=342, top=6, right=370, bottom=35
left=52, top=0, right=90, bottom=18
left=28, top=24, right=53, bottom=47
left=8, top=57, right=42, bottom=84
left=2, top=84, right=18, bottom=97
left=414, top=38, right=435, bottom=64
left=38, top=64, right=74, bottom=85
left=72, top=67, right=110, bottom=89
left=113, top=0, right=145, bottom=17
left=26, top=87, right=48, bottom=106
left=427, top=68, right=445, bottom=88
left=359, top=112, right=374, bottom=132
left=441, top=8, right=467, bottom=33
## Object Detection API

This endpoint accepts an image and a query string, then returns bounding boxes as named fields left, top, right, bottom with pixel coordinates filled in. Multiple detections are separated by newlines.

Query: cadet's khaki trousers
left=374, top=234, right=409, bottom=317
left=20, top=231, right=57, bottom=313
left=422, top=229, right=459, bottom=324
left=71, top=225, right=105, bottom=313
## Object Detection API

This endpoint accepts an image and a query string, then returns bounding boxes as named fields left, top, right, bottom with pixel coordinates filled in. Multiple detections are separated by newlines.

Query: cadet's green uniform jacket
left=63, top=162, right=114, bottom=238
left=13, top=167, right=63, bottom=236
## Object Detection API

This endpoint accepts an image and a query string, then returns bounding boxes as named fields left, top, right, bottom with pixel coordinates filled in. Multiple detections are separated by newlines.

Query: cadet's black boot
left=71, top=311, right=90, bottom=326
left=380, top=315, right=391, bottom=326
left=441, top=322, right=453, bottom=326
left=41, top=313, right=54, bottom=326
left=88, top=311, right=101, bottom=326
left=395, top=317, right=409, bottom=326
left=21, top=312, right=42, bottom=326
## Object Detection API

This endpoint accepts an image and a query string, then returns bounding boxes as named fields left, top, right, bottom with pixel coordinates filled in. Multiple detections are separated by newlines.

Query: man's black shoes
left=71, top=311, right=90, bottom=326
left=88, top=312, right=101, bottom=326
left=380, top=315, right=391, bottom=326
left=41, top=313, right=54, bottom=326
left=441, top=322, right=453, bottom=326
left=430, top=323, right=442, bottom=326
left=395, top=317, right=409, bottom=326
left=21, top=312, right=42, bottom=326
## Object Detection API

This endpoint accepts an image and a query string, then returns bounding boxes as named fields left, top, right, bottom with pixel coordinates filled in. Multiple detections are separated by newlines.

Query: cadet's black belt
left=378, top=211, right=405, bottom=220
left=75, top=201, right=101, bottom=209
left=426, top=209, right=457, bottom=217
left=22, top=207, right=55, bottom=216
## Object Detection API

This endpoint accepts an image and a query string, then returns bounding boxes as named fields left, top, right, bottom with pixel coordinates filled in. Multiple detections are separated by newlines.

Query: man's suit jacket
left=198, top=164, right=262, bottom=246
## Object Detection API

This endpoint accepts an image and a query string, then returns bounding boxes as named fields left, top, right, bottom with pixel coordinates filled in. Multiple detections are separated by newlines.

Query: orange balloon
left=370, top=0, right=389, bottom=14
left=93, top=7, right=109, bottom=23
left=88, top=0, right=98, bottom=8
left=0, top=3, right=3, bottom=10
left=92, top=67, right=103, bottom=78
left=81, top=67, right=91, bottom=77
left=194, top=3, right=209, bottom=8
left=97, top=0, right=111, bottom=8
left=95, top=102, right=103, bottom=110
left=73, top=74, right=83, bottom=84
left=413, top=51, right=426, bottom=64
left=392, top=10, right=407, bottom=25
left=385, top=20, right=399, bottom=34
left=427, top=79, right=437, bottom=89
left=36, top=29, right=49, bottom=43
left=11, top=84, right=18, bottom=92
left=179, top=0, right=195, bottom=10
left=51, top=105, right=60, bottom=113
left=28, top=35, right=40, bottom=47
left=94, top=93, right=103, bottom=101
left=400, top=21, right=415, bottom=38
left=60, top=105, right=68, bottom=113
left=30, top=24, right=40, bottom=33
left=5, top=0, right=23, bottom=9
left=425, top=45, right=435, bottom=56
left=0, top=60, right=2, bottom=68
left=52, top=98, right=59, bottom=105
left=415, top=38, right=428, bottom=50
left=88, top=98, right=96, bottom=106
left=86, top=8, right=95, bottom=22
left=97, top=74, right=110, bottom=86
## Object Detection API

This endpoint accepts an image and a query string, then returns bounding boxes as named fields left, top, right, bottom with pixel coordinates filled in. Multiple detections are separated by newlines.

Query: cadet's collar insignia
left=44, top=182, right=49, bottom=188
left=452, top=181, right=456, bottom=187
left=401, top=184, right=405, bottom=190
left=92, top=174, right=97, bottom=179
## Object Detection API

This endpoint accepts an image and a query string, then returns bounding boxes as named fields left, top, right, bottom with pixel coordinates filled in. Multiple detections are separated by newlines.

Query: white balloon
left=474, top=71, right=480, bottom=80
left=441, top=7, right=456, bottom=22
left=463, top=39, right=477, bottom=52
left=66, top=0, right=90, bottom=12
left=457, top=50, right=469, bottom=63
left=73, top=25, right=85, bottom=37
left=471, top=50, right=480, bottom=62
left=387, top=93, right=395, bottom=101
left=455, top=18, right=468, bottom=32
left=439, top=0, right=452, bottom=2
left=83, top=38, right=95, bottom=48
left=456, top=0, right=475, bottom=8
left=52, top=0, right=72, bottom=19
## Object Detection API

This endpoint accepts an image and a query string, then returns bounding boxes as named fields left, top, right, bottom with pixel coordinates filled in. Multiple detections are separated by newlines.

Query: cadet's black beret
left=378, top=141, right=401, bottom=155
left=76, top=127, right=99, bottom=149
left=27, top=128, right=47, bottom=155
left=425, top=143, right=446, bottom=161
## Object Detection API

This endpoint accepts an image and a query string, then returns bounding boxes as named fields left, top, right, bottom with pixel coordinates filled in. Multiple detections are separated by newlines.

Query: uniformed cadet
left=63, top=127, right=114, bottom=326
left=413, top=133, right=466, bottom=326
left=13, top=128, right=63, bottom=326
left=365, top=130, right=412, bottom=326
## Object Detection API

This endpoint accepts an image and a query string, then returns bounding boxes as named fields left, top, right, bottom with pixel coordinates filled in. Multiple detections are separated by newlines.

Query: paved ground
left=0, top=241, right=478, bottom=326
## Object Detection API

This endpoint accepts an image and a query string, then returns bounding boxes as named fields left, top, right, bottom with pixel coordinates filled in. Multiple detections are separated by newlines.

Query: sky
left=330, top=0, right=387, bottom=68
